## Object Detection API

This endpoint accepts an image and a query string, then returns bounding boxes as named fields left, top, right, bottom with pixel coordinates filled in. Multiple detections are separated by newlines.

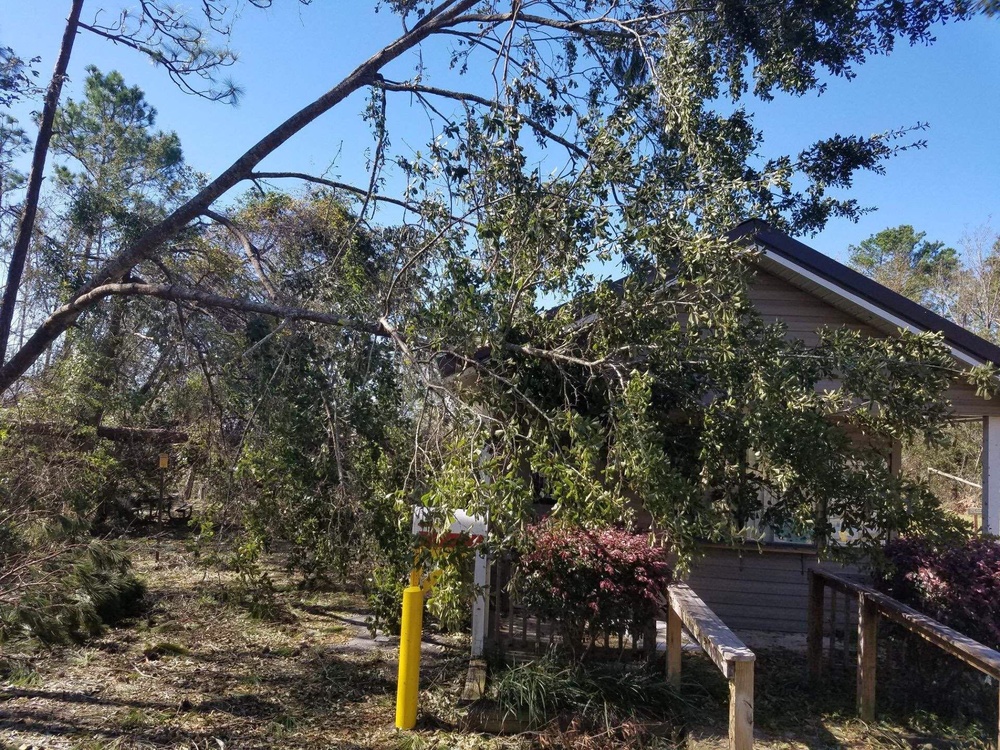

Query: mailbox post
left=394, top=507, right=486, bottom=730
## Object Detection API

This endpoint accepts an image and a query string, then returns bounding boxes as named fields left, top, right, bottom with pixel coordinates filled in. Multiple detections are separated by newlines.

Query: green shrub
left=366, top=563, right=407, bottom=635
left=220, top=535, right=284, bottom=620
left=425, top=545, right=475, bottom=633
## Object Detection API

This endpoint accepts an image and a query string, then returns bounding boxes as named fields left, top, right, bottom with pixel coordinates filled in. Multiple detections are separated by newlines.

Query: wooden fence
left=808, top=569, right=1000, bottom=744
left=666, top=582, right=755, bottom=750
left=483, top=559, right=756, bottom=748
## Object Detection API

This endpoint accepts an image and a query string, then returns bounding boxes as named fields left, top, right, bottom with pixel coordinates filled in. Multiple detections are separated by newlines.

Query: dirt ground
left=0, top=537, right=469, bottom=750
left=1, top=538, right=995, bottom=750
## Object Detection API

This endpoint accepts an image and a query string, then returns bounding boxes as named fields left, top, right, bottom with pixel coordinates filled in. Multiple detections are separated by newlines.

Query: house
left=683, top=219, right=1000, bottom=633
left=464, top=218, right=1000, bottom=650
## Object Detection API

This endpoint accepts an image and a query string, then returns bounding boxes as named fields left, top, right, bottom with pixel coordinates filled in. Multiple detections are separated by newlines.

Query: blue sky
left=3, top=3, right=999, bottom=265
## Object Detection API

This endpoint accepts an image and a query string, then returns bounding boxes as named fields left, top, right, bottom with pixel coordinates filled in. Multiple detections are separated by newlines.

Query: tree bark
left=0, top=0, right=85, bottom=365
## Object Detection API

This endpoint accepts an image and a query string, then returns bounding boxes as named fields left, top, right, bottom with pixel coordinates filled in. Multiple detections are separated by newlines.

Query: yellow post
left=395, top=567, right=425, bottom=730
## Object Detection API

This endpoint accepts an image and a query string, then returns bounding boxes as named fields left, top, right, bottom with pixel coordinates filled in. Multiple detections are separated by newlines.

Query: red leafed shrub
left=516, top=524, right=671, bottom=653
left=877, top=535, right=1000, bottom=649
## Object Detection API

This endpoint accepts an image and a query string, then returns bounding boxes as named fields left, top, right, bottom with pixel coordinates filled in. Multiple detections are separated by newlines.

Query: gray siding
left=749, top=266, right=1000, bottom=416
left=685, top=545, right=859, bottom=633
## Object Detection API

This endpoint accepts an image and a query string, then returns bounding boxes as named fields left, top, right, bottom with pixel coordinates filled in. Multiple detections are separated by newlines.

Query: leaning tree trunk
left=0, top=0, right=84, bottom=364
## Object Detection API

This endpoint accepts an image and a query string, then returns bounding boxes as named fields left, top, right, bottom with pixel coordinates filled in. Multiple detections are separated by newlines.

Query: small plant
left=515, top=523, right=671, bottom=655
left=1, top=662, right=41, bottom=687
left=490, top=654, right=685, bottom=745
left=118, top=707, right=153, bottom=730
left=142, top=641, right=191, bottom=660
left=222, top=536, right=284, bottom=620
left=365, top=562, right=408, bottom=636
left=70, top=649, right=98, bottom=668
left=268, top=714, right=298, bottom=738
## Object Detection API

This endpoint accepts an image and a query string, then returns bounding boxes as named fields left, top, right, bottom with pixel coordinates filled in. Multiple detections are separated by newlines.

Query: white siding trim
left=470, top=549, right=489, bottom=657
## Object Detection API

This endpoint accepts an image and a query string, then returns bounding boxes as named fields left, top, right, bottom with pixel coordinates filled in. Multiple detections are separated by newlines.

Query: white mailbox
left=410, top=505, right=490, bottom=659
left=411, top=505, right=487, bottom=542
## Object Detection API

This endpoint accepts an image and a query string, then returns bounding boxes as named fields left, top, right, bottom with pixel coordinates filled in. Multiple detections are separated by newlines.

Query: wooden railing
left=665, top=582, right=755, bottom=750
left=808, top=569, right=1000, bottom=743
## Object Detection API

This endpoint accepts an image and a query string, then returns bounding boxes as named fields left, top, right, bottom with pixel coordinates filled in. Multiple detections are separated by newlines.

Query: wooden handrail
left=808, top=568, right=1000, bottom=743
left=665, top=582, right=755, bottom=750
left=814, top=570, right=1000, bottom=678
left=667, top=583, right=756, bottom=678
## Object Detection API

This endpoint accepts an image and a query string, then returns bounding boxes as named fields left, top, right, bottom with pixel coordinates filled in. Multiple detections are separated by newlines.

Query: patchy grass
left=1, top=538, right=995, bottom=749
left=0, top=662, right=42, bottom=688
left=0, top=537, right=467, bottom=749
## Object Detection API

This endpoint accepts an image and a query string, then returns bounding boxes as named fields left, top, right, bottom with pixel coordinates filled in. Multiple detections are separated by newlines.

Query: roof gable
left=729, top=220, right=1000, bottom=369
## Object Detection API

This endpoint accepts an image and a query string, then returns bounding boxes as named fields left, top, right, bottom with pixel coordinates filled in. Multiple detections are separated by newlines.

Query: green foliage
left=2, top=1, right=990, bottom=646
left=366, top=563, right=408, bottom=636
left=425, top=546, right=475, bottom=633
left=0, top=540, right=145, bottom=645
left=218, top=535, right=283, bottom=621
left=208, top=192, right=418, bottom=591
left=0, top=661, right=41, bottom=687
left=424, top=231, right=966, bottom=566
left=848, top=224, right=1000, bottom=521
left=47, top=65, right=197, bottom=292
left=0, top=45, right=38, bottom=107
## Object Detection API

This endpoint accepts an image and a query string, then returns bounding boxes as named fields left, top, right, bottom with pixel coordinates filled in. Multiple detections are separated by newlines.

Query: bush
left=877, top=535, right=1000, bottom=649
left=516, top=524, right=671, bottom=654
left=425, top=546, right=474, bottom=633
left=365, top=563, right=407, bottom=636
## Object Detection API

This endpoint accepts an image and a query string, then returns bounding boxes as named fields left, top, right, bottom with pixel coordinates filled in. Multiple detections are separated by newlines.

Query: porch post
left=461, top=548, right=491, bottom=703
left=470, top=548, right=490, bottom=657
left=982, top=417, right=1000, bottom=535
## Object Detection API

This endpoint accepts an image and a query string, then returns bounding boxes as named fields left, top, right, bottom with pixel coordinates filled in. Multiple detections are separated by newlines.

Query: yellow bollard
left=395, top=568, right=425, bottom=730
left=395, top=566, right=442, bottom=730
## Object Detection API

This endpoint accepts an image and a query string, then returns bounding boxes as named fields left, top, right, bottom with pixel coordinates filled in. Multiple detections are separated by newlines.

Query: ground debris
left=0, top=538, right=465, bottom=750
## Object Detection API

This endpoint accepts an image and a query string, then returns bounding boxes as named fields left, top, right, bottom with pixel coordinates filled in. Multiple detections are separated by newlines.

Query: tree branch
left=247, top=171, right=474, bottom=226
left=376, top=79, right=589, bottom=159
left=64, top=281, right=388, bottom=338
left=0, top=0, right=479, bottom=394
left=203, top=208, right=280, bottom=301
